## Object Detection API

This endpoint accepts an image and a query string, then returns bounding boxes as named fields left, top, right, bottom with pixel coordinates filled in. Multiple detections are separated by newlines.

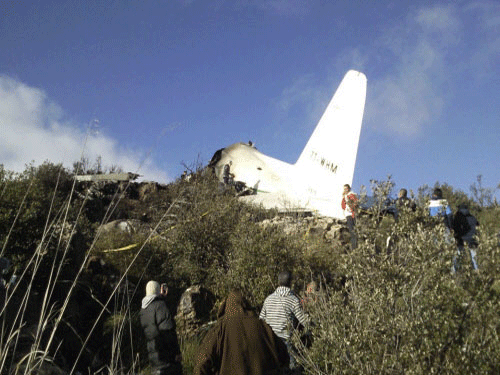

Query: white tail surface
left=294, top=70, right=367, bottom=218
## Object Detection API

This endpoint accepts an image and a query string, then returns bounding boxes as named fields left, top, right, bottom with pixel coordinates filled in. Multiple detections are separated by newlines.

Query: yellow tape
left=103, top=243, right=139, bottom=253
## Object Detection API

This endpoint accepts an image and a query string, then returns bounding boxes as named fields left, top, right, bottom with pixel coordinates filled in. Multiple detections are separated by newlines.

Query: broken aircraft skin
left=210, top=70, right=367, bottom=219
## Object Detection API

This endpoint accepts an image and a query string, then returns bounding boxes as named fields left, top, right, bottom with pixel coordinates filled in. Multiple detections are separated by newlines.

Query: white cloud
left=415, top=5, right=461, bottom=41
left=270, top=2, right=500, bottom=143
left=466, top=1, right=500, bottom=25
left=363, top=2, right=500, bottom=139
left=465, top=1, right=500, bottom=76
left=274, top=74, right=333, bottom=131
left=366, top=70, right=445, bottom=138
left=276, top=75, right=317, bottom=114
left=274, top=4, right=465, bottom=140
left=0, top=75, right=170, bottom=182
left=363, top=5, right=461, bottom=139
left=334, top=48, right=369, bottom=73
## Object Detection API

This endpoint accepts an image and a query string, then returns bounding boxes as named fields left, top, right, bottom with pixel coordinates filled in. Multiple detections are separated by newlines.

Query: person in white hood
left=140, top=281, right=182, bottom=375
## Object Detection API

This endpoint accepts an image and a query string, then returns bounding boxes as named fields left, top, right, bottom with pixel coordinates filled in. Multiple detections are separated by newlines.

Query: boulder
left=175, top=285, right=215, bottom=336
left=325, top=223, right=344, bottom=241
left=259, top=214, right=347, bottom=243
left=99, top=220, right=136, bottom=235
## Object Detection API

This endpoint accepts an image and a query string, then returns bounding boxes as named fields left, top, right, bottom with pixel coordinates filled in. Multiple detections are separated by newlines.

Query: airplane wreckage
left=209, top=70, right=367, bottom=219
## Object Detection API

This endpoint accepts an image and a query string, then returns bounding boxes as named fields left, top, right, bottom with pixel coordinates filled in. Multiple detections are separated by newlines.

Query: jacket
left=453, top=207, right=479, bottom=246
left=140, top=296, right=180, bottom=369
left=428, top=198, right=453, bottom=229
left=341, top=191, right=358, bottom=218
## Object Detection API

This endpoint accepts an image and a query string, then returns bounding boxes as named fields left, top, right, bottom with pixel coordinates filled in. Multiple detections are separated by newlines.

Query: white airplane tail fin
left=294, top=70, right=367, bottom=217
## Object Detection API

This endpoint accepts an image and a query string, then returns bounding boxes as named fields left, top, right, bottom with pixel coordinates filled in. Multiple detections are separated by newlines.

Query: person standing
left=428, top=188, right=453, bottom=230
left=393, top=188, right=416, bottom=221
left=453, top=203, right=480, bottom=270
left=341, top=184, right=358, bottom=249
left=300, top=281, right=319, bottom=309
left=222, top=161, right=233, bottom=185
left=260, top=271, right=309, bottom=370
left=140, top=281, right=182, bottom=375
left=194, top=289, right=289, bottom=375
left=396, top=188, right=416, bottom=210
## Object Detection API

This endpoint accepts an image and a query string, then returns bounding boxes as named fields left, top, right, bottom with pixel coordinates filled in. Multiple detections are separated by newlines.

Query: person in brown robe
left=193, top=289, right=289, bottom=375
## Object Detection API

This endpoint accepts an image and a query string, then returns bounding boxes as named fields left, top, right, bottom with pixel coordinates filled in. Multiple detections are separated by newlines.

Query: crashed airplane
left=209, top=70, right=367, bottom=219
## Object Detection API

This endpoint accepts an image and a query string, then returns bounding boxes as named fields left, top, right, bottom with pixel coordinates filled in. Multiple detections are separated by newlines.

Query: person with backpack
left=453, top=203, right=479, bottom=270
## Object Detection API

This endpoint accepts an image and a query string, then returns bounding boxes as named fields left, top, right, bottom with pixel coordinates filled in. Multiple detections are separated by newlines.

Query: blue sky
left=1, top=0, right=499, bottom=200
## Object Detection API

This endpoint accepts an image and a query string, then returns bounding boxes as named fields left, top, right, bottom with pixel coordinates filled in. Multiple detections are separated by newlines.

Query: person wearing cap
left=140, top=281, right=182, bottom=375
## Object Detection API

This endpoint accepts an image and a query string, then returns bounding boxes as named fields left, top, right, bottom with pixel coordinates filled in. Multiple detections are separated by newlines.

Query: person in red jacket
left=341, top=184, right=358, bottom=249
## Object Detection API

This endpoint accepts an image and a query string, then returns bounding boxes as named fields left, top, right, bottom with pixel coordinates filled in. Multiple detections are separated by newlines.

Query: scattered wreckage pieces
left=74, top=172, right=141, bottom=182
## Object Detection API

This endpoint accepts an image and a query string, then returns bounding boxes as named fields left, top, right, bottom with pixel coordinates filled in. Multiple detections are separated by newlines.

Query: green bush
left=225, top=218, right=306, bottom=306
left=2, top=161, right=499, bottom=375
left=294, top=193, right=500, bottom=374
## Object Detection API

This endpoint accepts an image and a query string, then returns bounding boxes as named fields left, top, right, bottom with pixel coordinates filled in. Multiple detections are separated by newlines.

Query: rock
left=259, top=215, right=346, bottom=243
left=325, top=224, right=344, bottom=241
left=175, top=285, right=215, bottom=336
left=99, top=220, right=136, bottom=235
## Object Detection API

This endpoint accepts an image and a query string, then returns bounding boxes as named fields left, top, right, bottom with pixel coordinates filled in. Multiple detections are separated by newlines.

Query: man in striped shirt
left=260, top=271, right=309, bottom=370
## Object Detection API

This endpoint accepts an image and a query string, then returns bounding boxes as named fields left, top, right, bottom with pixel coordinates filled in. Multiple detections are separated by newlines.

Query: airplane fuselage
left=211, top=70, right=367, bottom=219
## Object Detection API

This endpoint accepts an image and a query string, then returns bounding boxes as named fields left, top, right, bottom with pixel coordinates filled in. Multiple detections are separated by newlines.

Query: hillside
left=1, top=162, right=499, bottom=374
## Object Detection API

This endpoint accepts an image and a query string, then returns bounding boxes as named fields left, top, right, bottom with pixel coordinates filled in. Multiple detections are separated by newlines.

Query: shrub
left=294, top=192, right=500, bottom=374
left=2, top=161, right=499, bottom=375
